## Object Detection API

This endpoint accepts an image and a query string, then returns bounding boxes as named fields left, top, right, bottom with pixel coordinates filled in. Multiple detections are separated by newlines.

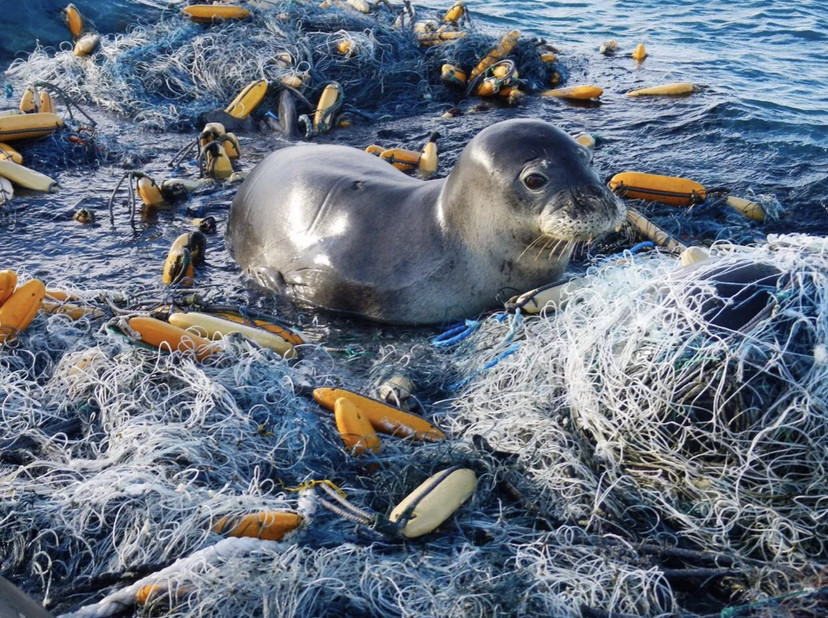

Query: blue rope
left=627, top=241, right=656, bottom=254
left=446, top=311, right=525, bottom=390
left=432, top=319, right=480, bottom=347
left=449, top=343, right=521, bottom=391
left=600, top=241, right=656, bottom=264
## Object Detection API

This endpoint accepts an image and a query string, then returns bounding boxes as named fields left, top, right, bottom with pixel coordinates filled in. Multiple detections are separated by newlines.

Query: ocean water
left=1, top=2, right=828, bottom=616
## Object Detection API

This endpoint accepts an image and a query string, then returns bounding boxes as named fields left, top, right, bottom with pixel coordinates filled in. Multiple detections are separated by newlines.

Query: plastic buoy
left=469, top=30, right=520, bottom=82
left=632, top=43, right=647, bottom=61
left=725, top=196, right=766, bottom=222
left=441, top=63, right=467, bottom=87
left=0, top=279, right=46, bottom=343
left=416, top=30, right=467, bottom=47
left=213, top=511, right=303, bottom=541
left=168, top=312, right=297, bottom=358
left=627, top=82, right=697, bottom=97
left=443, top=1, right=466, bottom=23
left=313, top=387, right=445, bottom=441
left=181, top=5, right=250, bottom=23
left=0, top=142, right=23, bottom=165
left=0, top=269, right=18, bottom=306
left=0, top=112, right=63, bottom=141
left=574, top=133, right=596, bottom=149
left=609, top=171, right=706, bottom=207
left=0, top=159, right=59, bottom=193
left=213, top=311, right=304, bottom=345
left=541, top=85, right=603, bottom=100
left=225, top=79, right=268, bottom=119
left=62, top=3, right=85, bottom=39
left=127, top=316, right=219, bottom=361
left=73, top=32, right=100, bottom=56
left=389, top=468, right=478, bottom=538
left=334, top=397, right=381, bottom=455
left=418, top=132, right=440, bottom=178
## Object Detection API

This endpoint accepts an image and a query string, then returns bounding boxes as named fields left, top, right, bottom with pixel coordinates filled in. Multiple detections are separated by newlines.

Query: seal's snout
left=541, top=185, right=626, bottom=240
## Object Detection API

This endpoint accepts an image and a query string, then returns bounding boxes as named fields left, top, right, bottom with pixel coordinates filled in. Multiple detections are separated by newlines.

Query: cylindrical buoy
left=627, top=82, right=697, bottom=97
left=609, top=171, right=707, bottom=207
left=626, top=209, right=687, bottom=253
left=632, top=43, right=647, bottom=61
left=574, top=133, right=596, bottom=149
left=334, top=397, right=381, bottom=455
left=313, top=387, right=445, bottom=441
left=418, top=132, right=440, bottom=179
left=541, top=85, right=603, bottom=100
left=725, top=195, right=766, bottom=222
left=0, top=279, right=46, bottom=343
left=389, top=468, right=478, bottom=538
left=469, top=30, right=520, bottom=82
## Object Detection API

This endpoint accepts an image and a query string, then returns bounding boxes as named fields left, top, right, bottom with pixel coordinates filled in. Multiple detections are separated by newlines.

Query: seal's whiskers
left=519, top=234, right=552, bottom=262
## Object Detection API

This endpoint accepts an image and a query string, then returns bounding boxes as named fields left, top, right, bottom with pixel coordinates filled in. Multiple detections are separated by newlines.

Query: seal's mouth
left=539, top=187, right=626, bottom=241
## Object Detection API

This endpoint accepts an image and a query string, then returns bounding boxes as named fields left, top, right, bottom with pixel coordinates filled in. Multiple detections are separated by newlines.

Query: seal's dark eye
left=523, top=173, right=548, bottom=190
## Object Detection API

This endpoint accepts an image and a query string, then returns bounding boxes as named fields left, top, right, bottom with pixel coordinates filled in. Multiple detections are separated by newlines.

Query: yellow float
left=612, top=172, right=768, bottom=223
left=0, top=143, right=23, bottom=164
left=212, top=311, right=304, bottom=345
left=0, top=112, right=63, bottom=141
left=632, top=42, right=647, bottom=61
left=167, top=311, right=297, bottom=358
left=609, top=171, right=706, bottom=206
left=469, top=30, right=520, bottom=82
left=541, top=85, right=603, bottom=100
left=0, top=279, right=46, bottom=343
left=627, top=82, right=697, bottom=97
left=0, top=159, right=59, bottom=193
left=225, top=79, right=268, bottom=119
left=181, top=5, right=250, bottom=23
left=313, top=387, right=445, bottom=441
left=127, top=316, right=219, bottom=361
left=0, top=270, right=17, bottom=306
left=334, top=397, right=382, bottom=455
left=213, top=511, right=303, bottom=541
left=389, top=468, right=478, bottom=538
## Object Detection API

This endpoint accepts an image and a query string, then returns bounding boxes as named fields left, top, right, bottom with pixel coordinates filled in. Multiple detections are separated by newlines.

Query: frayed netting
left=443, top=233, right=828, bottom=609
left=3, top=235, right=828, bottom=618
left=4, top=2, right=557, bottom=131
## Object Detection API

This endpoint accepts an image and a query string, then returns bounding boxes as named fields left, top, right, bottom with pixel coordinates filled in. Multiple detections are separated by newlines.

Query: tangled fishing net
left=1, top=234, right=826, bottom=617
left=443, top=233, right=828, bottom=614
left=4, top=2, right=557, bottom=130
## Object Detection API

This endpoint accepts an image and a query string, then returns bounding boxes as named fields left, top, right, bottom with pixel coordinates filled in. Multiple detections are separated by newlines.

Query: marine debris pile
left=1, top=235, right=827, bottom=617
left=1, top=1, right=826, bottom=617
left=5, top=1, right=560, bottom=130
left=446, top=234, right=828, bottom=615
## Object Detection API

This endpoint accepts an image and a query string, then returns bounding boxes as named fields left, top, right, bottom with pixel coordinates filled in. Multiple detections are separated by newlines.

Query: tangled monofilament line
left=5, top=2, right=556, bottom=130
left=0, top=283, right=678, bottom=616
left=2, top=244, right=826, bottom=615
left=445, top=234, right=828, bottom=591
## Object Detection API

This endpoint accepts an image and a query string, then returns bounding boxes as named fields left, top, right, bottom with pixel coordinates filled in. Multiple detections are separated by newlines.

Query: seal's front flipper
left=249, top=267, right=289, bottom=296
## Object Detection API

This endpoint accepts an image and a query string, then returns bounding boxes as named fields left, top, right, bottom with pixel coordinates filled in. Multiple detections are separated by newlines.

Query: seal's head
left=441, top=118, right=625, bottom=253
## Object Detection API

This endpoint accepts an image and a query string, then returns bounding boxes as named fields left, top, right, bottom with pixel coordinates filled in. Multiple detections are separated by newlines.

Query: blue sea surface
left=0, top=0, right=826, bottom=290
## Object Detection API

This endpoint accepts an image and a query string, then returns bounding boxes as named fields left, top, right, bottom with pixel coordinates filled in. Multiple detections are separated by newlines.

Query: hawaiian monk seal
left=227, top=118, right=626, bottom=324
